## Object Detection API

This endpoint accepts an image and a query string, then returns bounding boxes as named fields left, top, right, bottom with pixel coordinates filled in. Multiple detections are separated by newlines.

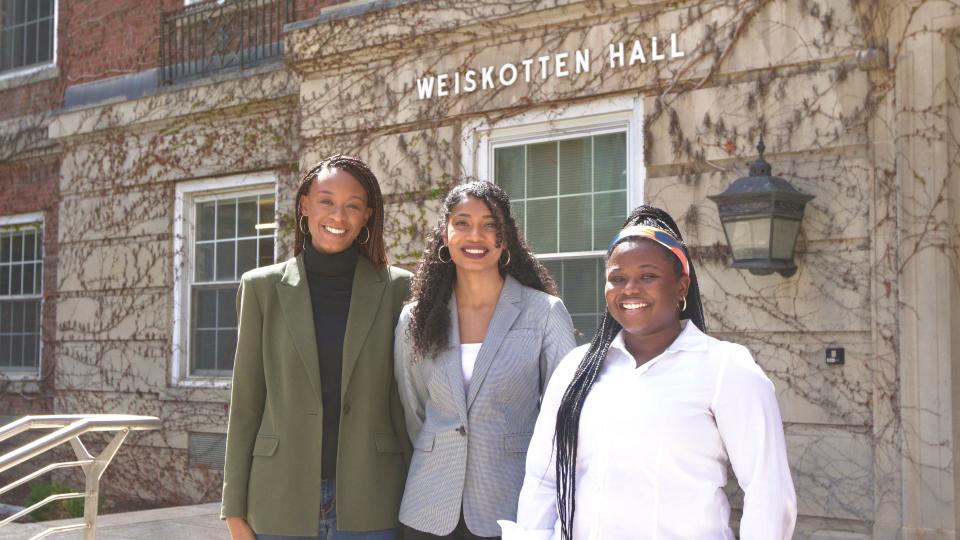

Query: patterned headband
left=608, top=225, right=690, bottom=276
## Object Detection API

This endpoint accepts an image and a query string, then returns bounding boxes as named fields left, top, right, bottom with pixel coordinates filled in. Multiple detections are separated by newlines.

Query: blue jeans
left=256, top=479, right=402, bottom=540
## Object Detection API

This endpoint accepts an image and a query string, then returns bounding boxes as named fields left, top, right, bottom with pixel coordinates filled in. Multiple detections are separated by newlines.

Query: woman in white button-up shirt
left=500, top=205, right=797, bottom=540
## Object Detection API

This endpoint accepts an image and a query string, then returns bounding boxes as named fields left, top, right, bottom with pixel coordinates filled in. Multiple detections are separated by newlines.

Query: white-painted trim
left=0, top=0, right=58, bottom=83
left=172, top=172, right=277, bottom=387
left=0, top=212, right=46, bottom=380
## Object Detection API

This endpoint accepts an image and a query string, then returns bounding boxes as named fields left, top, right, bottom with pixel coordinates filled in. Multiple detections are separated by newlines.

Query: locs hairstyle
left=553, top=205, right=706, bottom=540
left=406, top=181, right=557, bottom=361
left=293, top=154, right=387, bottom=267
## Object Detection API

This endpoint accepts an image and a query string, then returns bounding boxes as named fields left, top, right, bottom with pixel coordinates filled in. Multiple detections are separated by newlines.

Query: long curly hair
left=293, top=154, right=387, bottom=266
left=406, top=181, right=557, bottom=361
left=553, top=205, right=707, bottom=540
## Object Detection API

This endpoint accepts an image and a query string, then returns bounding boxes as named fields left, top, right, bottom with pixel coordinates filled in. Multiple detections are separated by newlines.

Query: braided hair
left=554, top=205, right=706, bottom=539
left=294, top=154, right=387, bottom=267
left=406, top=181, right=557, bottom=361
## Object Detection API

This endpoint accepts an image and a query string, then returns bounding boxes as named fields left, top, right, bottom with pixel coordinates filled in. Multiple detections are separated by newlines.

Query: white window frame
left=462, top=95, right=645, bottom=261
left=0, top=0, right=58, bottom=82
left=172, top=172, right=277, bottom=387
left=0, top=211, right=44, bottom=380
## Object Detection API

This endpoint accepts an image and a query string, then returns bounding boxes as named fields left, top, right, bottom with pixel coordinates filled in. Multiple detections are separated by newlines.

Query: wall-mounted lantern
left=708, top=137, right=814, bottom=277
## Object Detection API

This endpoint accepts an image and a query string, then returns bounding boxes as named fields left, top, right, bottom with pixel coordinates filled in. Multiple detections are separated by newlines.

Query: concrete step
left=0, top=502, right=227, bottom=539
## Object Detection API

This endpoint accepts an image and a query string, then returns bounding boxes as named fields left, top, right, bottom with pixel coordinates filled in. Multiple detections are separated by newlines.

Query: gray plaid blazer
left=394, top=275, right=576, bottom=537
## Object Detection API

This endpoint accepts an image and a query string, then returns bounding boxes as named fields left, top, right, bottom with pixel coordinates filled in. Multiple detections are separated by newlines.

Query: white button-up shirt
left=499, top=321, right=796, bottom=540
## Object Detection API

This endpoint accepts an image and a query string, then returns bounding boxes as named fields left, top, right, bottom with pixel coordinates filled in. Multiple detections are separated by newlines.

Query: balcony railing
left=160, top=0, right=296, bottom=85
left=0, top=415, right=160, bottom=540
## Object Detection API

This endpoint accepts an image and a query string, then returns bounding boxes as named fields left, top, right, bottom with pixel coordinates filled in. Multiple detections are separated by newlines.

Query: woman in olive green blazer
left=221, top=156, right=411, bottom=539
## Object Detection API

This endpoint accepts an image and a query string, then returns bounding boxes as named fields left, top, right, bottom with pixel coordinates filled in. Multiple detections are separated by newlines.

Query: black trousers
left=403, top=515, right=500, bottom=540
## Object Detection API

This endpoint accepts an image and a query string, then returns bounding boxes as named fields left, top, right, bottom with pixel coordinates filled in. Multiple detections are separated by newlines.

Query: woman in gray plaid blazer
left=394, top=182, right=576, bottom=539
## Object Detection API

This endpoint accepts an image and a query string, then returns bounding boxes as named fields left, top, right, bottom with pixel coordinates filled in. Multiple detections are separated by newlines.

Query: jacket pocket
left=375, top=432, right=402, bottom=454
left=412, top=430, right=435, bottom=452
left=251, top=435, right=279, bottom=457
left=504, top=432, right=533, bottom=453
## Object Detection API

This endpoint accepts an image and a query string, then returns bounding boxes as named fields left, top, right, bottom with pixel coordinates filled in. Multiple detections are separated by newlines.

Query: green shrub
left=23, top=483, right=98, bottom=521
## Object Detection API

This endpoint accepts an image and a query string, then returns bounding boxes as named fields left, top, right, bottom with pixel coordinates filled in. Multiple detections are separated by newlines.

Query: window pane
left=0, top=335, right=9, bottom=367
left=215, top=241, right=235, bottom=281
left=10, top=300, right=22, bottom=332
left=197, top=201, right=216, bottom=241
left=24, top=21, right=35, bottom=65
left=594, top=191, right=628, bottom=250
left=526, top=142, right=557, bottom=198
left=0, top=302, right=9, bottom=333
left=558, top=196, right=591, bottom=252
left=237, top=198, right=258, bottom=237
left=510, top=200, right=525, bottom=237
left=237, top=238, right=256, bottom=275
left=258, top=238, right=274, bottom=268
left=10, top=335, right=22, bottom=367
left=558, top=137, right=591, bottom=195
left=27, top=0, right=37, bottom=20
left=23, top=231, right=35, bottom=260
left=36, top=17, right=50, bottom=62
left=218, top=286, right=237, bottom=328
left=194, top=288, right=217, bottom=328
left=217, top=200, right=237, bottom=239
left=195, top=243, right=214, bottom=282
left=495, top=146, right=525, bottom=200
left=541, top=259, right=561, bottom=286
left=0, top=234, right=8, bottom=262
left=39, top=0, right=53, bottom=18
left=571, top=314, right=598, bottom=345
left=192, top=329, right=217, bottom=372
left=258, top=196, right=274, bottom=231
left=9, top=265, right=20, bottom=295
left=21, top=263, right=33, bottom=294
left=525, top=199, right=557, bottom=254
left=594, top=132, right=627, bottom=192
left=217, top=330, right=237, bottom=371
left=561, top=258, right=600, bottom=315
left=0, top=266, right=8, bottom=295
left=22, top=332, right=37, bottom=367
left=23, top=299, right=37, bottom=332
left=11, top=234, right=22, bottom=263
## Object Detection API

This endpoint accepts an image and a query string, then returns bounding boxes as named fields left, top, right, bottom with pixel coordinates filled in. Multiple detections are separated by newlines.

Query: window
left=0, top=0, right=56, bottom=76
left=0, top=215, right=43, bottom=375
left=173, top=174, right=276, bottom=383
left=466, top=98, right=643, bottom=344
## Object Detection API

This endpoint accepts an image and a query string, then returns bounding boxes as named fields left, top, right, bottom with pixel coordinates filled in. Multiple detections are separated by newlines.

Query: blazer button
left=456, top=425, right=466, bottom=436
left=343, top=404, right=351, bottom=415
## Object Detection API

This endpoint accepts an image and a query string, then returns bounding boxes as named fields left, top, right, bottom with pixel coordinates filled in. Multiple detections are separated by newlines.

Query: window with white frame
left=469, top=98, right=643, bottom=344
left=174, top=176, right=276, bottom=381
left=0, top=217, right=43, bottom=373
left=0, top=0, right=56, bottom=75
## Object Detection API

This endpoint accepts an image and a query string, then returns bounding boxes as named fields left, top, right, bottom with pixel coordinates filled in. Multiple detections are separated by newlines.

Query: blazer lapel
left=341, top=256, right=387, bottom=398
left=443, top=293, right=469, bottom=423
left=276, top=256, right=321, bottom=401
left=465, top=275, right=522, bottom=412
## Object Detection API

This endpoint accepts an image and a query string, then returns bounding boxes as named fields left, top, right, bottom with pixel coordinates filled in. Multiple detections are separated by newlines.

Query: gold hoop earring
left=500, top=249, right=511, bottom=266
left=679, top=296, right=687, bottom=312
left=437, top=245, right=452, bottom=263
left=299, top=215, right=309, bottom=235
left=357, top=226, right=370, bottom=245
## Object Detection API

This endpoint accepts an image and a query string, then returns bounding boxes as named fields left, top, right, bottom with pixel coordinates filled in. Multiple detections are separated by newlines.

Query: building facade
left=2, top=1, right=959, bottom=538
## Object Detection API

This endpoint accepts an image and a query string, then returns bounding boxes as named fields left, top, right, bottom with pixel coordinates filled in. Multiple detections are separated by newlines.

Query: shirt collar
left=608, top=320, right=711, bottom=370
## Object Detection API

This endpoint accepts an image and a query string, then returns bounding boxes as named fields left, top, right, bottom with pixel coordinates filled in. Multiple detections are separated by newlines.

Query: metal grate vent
left=188, top=432, right=227, bottom=470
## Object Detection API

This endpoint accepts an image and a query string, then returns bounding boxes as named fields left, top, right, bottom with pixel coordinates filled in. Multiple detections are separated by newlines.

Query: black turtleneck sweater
left=302, top=241, right=358, bottom=480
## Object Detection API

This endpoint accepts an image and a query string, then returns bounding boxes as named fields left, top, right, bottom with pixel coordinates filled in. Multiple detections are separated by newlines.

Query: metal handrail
left=0, top=414, right=160, bottom=540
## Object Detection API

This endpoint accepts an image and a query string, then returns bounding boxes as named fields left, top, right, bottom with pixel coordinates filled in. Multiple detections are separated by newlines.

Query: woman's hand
left=226, top=517, right=256, bottom=540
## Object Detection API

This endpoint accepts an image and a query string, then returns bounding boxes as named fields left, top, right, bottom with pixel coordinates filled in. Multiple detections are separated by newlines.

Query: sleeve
left=499, top=348, right=582, bottom=540
left=393, top=306, right=427, bottom=445
left=713, top=344, right=797, bottom=540
left=220, top=278, right=267, bottom=519
left=390, top=275, right=414, bottom=465
left=539, top=299, right=577, bottom=395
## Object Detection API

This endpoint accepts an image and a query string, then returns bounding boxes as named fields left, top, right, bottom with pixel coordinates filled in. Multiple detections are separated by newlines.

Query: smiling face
left=443, top=196, right=505, bottom=274
left=605, top=239, right=690, bottom=340
left=299, top=168, right=373, bottom=255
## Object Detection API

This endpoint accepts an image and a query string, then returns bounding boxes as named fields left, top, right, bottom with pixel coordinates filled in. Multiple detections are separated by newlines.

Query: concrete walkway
left=0, top=502, right=228, bottom=539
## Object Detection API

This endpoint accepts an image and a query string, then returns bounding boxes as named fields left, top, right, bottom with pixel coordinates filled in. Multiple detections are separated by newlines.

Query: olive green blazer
left=221, top=253, right=412, bottom=536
